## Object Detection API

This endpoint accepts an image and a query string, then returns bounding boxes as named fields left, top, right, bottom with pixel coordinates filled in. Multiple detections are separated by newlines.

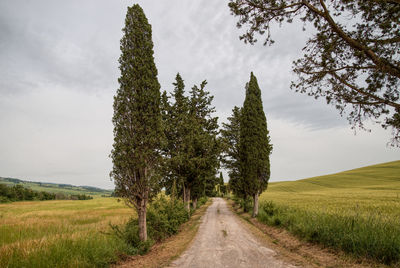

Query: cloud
left=0, top=0, right=397, bottom=188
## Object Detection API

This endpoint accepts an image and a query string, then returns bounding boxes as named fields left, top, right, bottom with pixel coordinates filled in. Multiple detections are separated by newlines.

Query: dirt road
left=168, top=198, right=298, bottom=268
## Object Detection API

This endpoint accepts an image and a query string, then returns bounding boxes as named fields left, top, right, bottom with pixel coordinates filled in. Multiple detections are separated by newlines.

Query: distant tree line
left=0, top=184, right=93, bottom=203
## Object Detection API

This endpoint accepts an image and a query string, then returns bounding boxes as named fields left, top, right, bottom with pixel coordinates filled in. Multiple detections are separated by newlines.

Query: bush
left=147, top=196, right=189, bottom=241
left=0, top=196, right=10, bottom=203
left=110, top=218, right=153, bottom=255
left=198, top=196, right=208, bottom=207
left=111, top=195, right=190, bottom=255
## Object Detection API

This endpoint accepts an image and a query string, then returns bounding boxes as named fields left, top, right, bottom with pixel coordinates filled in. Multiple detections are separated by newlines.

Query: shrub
left=111, top=195, right=190, bottom=255
left=0, top=196, right=10, bottom=203
left=198, top=196, right=208, bottom=207
left=147, top=196, right=189, bottom=241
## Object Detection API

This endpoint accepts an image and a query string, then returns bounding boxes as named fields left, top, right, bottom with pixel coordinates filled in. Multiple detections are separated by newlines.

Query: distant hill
left=268, top=160, right=400, bottom=192
left=0, top=177, right=113, bottom=197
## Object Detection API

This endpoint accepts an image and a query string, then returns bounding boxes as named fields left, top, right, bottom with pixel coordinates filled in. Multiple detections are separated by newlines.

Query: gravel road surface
left=168, top=198, right=298, bottom=268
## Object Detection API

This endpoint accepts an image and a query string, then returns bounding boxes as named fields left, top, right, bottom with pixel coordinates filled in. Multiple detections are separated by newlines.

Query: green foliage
left=219, top=172, right=224, bottom=185
left=111, top=4, right=164, bottom=242
left=228, top=0, right=400, bottom=146
left=147, top=196, right=189, bottom=241
left=197, top=196, right=208, bottom=208
left=0, top=183, right=93, bottom=203
left=161, top=74, right=221, bottom=202
left=110, top=220, right=153, bottom=255
left=257, top=201, right=400, bottom=265
left=221, top=106, right=246, bottom=198
left=0, top=177, right=112, bottom=197
left=161, top=73, right=191, bottom=199
left=239, top=73, right=272, bottom=197
left=111, top=195, right=190, bottom=255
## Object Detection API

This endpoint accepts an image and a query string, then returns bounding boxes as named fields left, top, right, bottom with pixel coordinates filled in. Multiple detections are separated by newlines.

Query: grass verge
left=227, top=199, right=391, bottom=268
left=257, top=201, right=400, bottom=266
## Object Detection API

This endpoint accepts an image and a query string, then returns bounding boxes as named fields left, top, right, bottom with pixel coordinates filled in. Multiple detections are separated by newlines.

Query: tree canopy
left=111, top=4, right=163, bottom=241
left=221, top=106, right=246, bottom=198
left=229, top=0, right=400, bottom=146
left=161, top=74, right=220, bottom=210
left=239, top=72, right=272, bottom=217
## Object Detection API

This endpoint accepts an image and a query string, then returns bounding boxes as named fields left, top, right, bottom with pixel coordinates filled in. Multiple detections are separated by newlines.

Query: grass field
left=259, top=160, right=400, bottom=265
left=0, top=177, right=113, bottom=197
left=0, top=198, right=132, bottom=267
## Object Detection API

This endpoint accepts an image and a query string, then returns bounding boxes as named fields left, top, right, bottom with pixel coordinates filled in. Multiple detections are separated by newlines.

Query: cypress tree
left=161, top=73, right=191, bottom=209
left=186, top=81, right=220, bottom=210
left=161, top=77, right=220, bottom=211
left=221, top=106, right=245, bottom=198
left=110, top=4, right=163, bottom=241
left=239, top=72, right=272, bottom=217
left=219, top=172, right=224, bottom=185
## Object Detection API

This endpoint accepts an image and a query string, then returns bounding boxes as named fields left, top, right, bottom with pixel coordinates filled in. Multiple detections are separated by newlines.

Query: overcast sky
left=0, top=1, right=398, bottom=189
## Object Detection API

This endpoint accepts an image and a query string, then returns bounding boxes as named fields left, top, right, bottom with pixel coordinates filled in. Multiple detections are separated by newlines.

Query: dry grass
left=0, top=198, right=132, bottom=267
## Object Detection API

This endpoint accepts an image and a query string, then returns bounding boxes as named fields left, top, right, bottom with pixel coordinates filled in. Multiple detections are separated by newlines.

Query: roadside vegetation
left=111, top=3, right=221, bottom=247
left=111, top=195, right=208, bottom=256
left=231, top=161, right=400, bottom=266
left=0, top=194, right=209, bottom=267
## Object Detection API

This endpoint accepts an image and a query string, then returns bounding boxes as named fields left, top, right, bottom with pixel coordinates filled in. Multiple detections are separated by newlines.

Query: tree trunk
left=192, top=197, right=198, bottom=209
left=252, top=193, right=259, bottom=218
left=243, top=195, right=248, bottom=212
left=183, top=186, right=190, bottom=212
left=138, top=198, right=147, bottom=241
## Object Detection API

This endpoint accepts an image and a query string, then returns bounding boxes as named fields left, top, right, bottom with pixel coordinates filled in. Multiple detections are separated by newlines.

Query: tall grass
left=0, top=198, right=132, bottom=267
left=256, top=160, right=400, bottom=265
left=257, top=201, right=400, bottom=265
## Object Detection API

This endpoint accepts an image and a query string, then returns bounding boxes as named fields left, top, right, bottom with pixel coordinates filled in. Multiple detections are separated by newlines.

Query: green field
left=0, top=177, right=113, bottom=197
left=259, top=160, right=400, bottom=265
left=0, top=198, right=132, bottom=267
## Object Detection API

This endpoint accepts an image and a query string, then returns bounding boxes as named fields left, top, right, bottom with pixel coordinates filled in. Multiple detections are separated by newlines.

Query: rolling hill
left=0, top=177, right=113, bottom=197
left=258, top=160, right=400, bottom=265
left=268, top=160, right=400, bottom=192
left=261, top=160, right=400, bottom=216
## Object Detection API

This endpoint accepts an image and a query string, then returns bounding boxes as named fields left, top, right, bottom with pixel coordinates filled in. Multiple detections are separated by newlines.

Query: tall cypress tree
left=161, top=73, right=191, bottom=206
left=239, top=72, right=272, bottom=217
left=110, top=4, right=163, bottom=241
left=186, top=81, right=220, bottom=210
left=221, top=106, right=245, bottom=199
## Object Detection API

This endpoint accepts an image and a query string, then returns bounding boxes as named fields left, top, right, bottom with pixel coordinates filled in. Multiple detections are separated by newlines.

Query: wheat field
left=0, top=198, right=131, bottom=268
left=259, top=160, right=400, bottom=265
